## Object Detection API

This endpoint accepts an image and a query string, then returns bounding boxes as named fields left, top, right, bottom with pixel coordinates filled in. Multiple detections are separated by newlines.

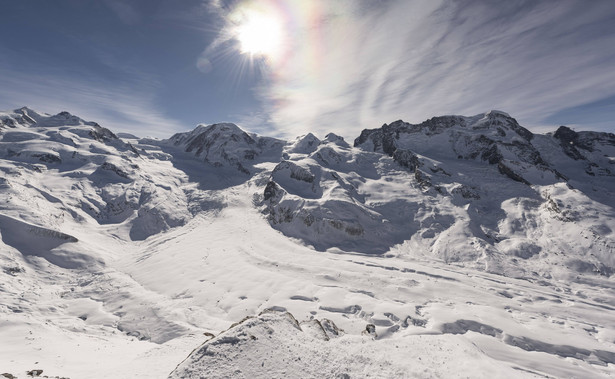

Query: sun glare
left=235, top=11, right=283, bottom=58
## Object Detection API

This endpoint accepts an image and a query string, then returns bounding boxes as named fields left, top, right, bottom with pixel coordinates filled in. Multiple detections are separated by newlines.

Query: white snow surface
left=0, top=107, right=614, bottom=378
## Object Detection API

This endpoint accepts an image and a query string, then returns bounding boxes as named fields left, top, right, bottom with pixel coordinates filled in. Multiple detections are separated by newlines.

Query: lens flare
left=235, top=10, right=283, bottom=58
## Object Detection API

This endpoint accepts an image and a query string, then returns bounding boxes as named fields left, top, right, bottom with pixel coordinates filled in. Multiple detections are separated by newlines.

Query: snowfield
left=0, top=107, right=614, bottom=378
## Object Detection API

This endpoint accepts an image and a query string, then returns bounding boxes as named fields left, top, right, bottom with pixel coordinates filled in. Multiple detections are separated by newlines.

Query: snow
left=169, top=310, right=529, bottom=379
left=0, top=107, right=614, bottom=378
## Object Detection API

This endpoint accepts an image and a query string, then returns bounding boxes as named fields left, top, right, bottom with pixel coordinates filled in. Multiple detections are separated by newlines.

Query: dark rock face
left=476, top=137, right=502, bottom=164
left=354, top=120, right=407, bottom=154
left=418, top=115, right=469, bottom=134
left=354, top=121, right=424, bottom=174
left=554, top=125, right=615, bottom=159
left=89, top=125, right=118, bottom=142
left=273, top=161, right=315, bottom=183
left=554, top=126, right=587, bottom=160
left=26, top=369, right=43, bottom=377
left=414, top=169, right=432, bottom=190
left=554, top=126, right=592, bottom=150
left=392, top=149, right=420, bottom=171
left=497, top=162, right=530, bottom=185
left=451, top=185, right=480, bottom=200
left=100, top=162, right=130, bottom=178
left=355, top=112, right=533, bottom=150
left=32, top=153, right=61, bottom=164
left=354, top=111, right=554, bottom=185
left=553, top=126, right=615, bottom=180
left=263, top=181, right=280, bottom=201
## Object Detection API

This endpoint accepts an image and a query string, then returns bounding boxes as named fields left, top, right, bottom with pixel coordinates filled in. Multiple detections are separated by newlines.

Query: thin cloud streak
left=103, top=0, right=141, bottom=25
left=0, top=66, right=186, bottom=139
left=249, top=0, right=615, bottom=138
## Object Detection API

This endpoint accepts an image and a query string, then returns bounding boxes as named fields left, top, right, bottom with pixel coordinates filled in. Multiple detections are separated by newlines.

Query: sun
left=235, top=10, right=283, bottom=58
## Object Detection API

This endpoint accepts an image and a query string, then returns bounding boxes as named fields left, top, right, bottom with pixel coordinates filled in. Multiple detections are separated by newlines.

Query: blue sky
left=1, top=0, right=614, bottom=139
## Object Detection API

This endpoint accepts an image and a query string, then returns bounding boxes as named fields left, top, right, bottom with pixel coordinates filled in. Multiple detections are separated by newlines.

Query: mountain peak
left=194, top=122, right=248, bottom=135
left=323, top=133, right=349, bottom=147
left=7, top=106, right=100, bottom=128
left=167, top=122, right=284, bottom=174
left=484, top=109, right=511, bottom=118
left=285, top=133, right=321, bottom=155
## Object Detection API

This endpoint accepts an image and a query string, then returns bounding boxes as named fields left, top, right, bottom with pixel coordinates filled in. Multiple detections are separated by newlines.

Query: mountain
left=167, top=122, right=285, bottom=175
left=263, top=110, right=615, bottom=277
left=1, top=107, right=614, bottom=378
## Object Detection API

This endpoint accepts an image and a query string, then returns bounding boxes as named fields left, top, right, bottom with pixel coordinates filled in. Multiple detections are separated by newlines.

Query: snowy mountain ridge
left=2, top=105, right=614, bottom=275
left=167, top=122, right=285, bottom=175
left=1, top=106, right=615, bottom=378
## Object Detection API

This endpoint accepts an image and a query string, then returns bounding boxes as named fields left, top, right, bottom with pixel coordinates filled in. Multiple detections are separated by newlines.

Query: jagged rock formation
left=354, top=110, right=563, bottom=185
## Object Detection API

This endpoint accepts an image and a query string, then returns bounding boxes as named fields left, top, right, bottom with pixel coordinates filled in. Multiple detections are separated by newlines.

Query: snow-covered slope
left=166, top=122, right=285, bottom=174
left=169, top=309, right=529, bottom=379
left=0, top=107, right=221, bottom=242
left=263, top=110, right=615, bottom=279
left=1, top=107, right=614, bottom=378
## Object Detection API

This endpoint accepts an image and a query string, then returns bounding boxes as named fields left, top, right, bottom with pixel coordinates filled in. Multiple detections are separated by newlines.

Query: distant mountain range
left=2, top=106, right=613, bottom=276
left=1, top=106, right=614, bottom=378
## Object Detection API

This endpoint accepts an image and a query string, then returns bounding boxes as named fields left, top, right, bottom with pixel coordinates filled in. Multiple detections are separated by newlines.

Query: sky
left=1, top=0, right=614, bottom=139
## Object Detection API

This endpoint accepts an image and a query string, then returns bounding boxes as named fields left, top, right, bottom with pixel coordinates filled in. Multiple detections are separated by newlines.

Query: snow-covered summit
left=1, top=106, right=101, bottom=129
left=355, top=110, right=534, bottom=154
left=354, top=111, right=561, bottom=185
left=553, top=125, right=615, bottom=159
left=284, top=132, right=321, bottom=155
left=323, top=132, right=350, bottom=147
left=167, top=122, right=284, bottom=174
left=0, top=107, right=195, bottom=242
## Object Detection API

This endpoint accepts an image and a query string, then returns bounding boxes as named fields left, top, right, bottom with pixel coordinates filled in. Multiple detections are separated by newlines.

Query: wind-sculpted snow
left=0, top=214, right=94, bottom=269
left=1, top=107, right=615, bottom=378
left=169, top=310, right=347, bottom=378
left=169, top=309, right=527, bottom=379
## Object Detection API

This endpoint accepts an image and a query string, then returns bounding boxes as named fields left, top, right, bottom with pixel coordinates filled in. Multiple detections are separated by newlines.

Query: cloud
left=0, top=64, right=185, bottom=139
left=212, top=0, right=615, bottom=139
left=196, top=56, right=213, bottom=73
left=103, top=0, right=141, bottom=25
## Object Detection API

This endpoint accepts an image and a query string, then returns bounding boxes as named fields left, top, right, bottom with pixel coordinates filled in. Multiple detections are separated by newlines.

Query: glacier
left=0, top=107, right=614, bottom=378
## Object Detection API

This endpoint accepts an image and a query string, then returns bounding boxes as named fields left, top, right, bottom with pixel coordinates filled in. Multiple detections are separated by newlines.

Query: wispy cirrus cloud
left=103, top=0, right=141, bottom=25
left=0, top=59, right=185, bottom=138
left=207, top=0, right=615, bottom=139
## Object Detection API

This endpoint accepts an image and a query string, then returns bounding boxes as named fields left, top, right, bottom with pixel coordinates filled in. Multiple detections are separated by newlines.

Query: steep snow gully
left=1, top=107, right=614, bottom=378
